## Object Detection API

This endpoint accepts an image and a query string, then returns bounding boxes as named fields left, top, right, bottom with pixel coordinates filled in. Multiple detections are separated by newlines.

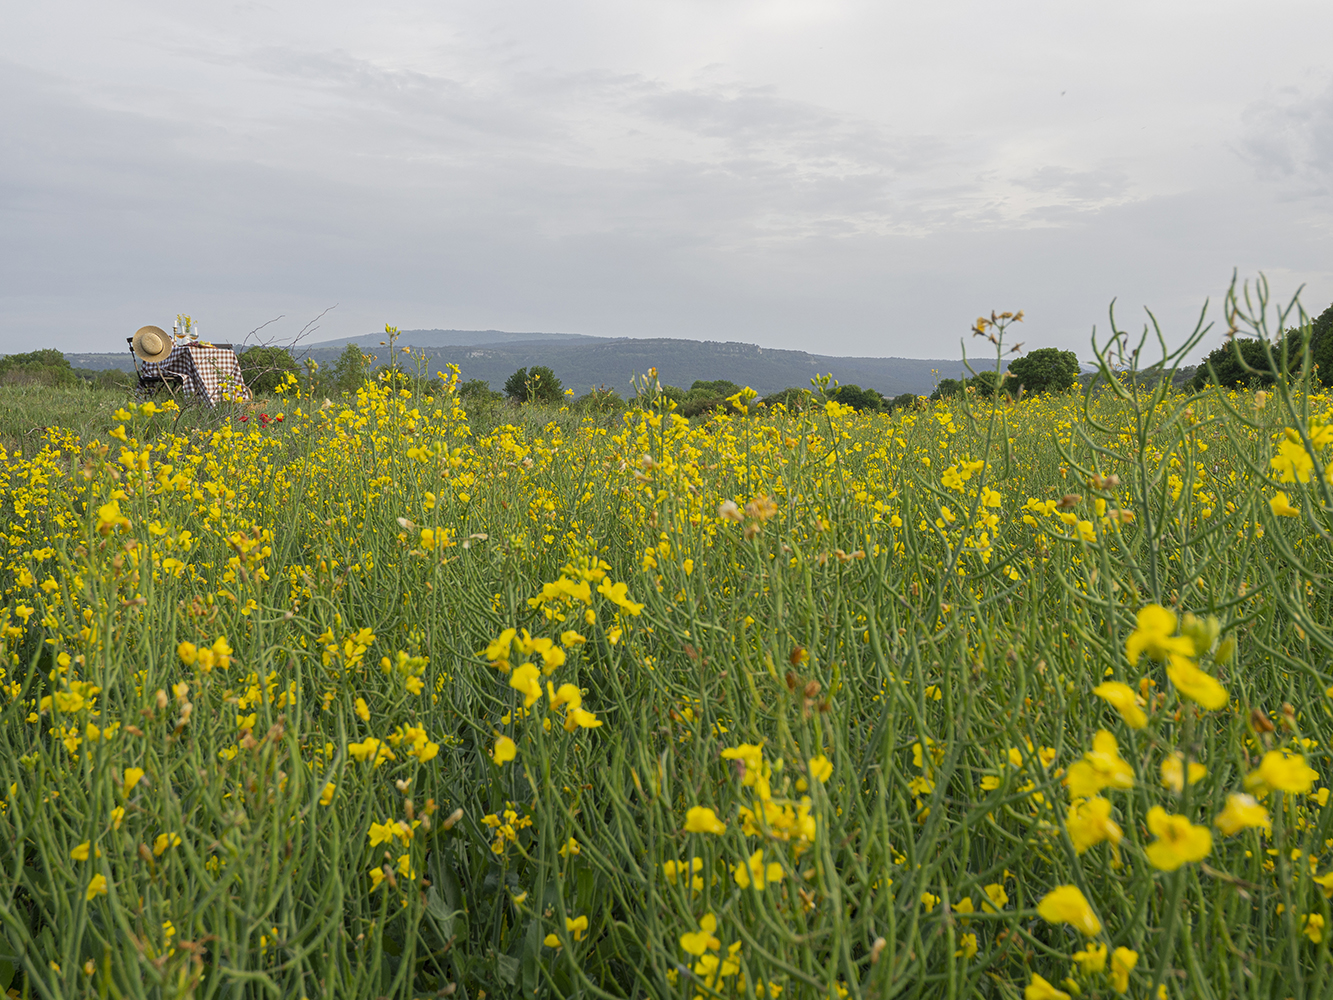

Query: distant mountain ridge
left=310, top=334, right=994, bottom=398
left=52, top=328, right=1004, bottom=397
left=312, top=329, right=603, bottom=350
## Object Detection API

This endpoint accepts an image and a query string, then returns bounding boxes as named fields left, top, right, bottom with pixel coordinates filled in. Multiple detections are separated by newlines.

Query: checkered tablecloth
left=142, top=343, right=251, bottom=405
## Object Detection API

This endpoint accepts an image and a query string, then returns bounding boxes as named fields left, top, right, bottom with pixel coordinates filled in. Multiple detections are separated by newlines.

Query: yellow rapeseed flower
left=1270, top=491, right=1300, bottom=517
left=565, top=707, right=602, bottom=730
left=1304, top=913, right=1325, bottom=943
left=1144, top=806, right=1211, bottom=870
left=680, top=913, right=721, bottom=955
left=1065, top=796, right=1122, bottom=854
left=1245, top=750, right=1319, bottom=796
left=1125, top=604, right=1195, bottom=663
left=1159, top=753, right=1206, bottom=793
left=86, top=874, right=108, bottom=901
left=733, top=848, right=783, bottom=890
left=596, top=579, right=645, bottom=615
left=1024, top=973, right=1070, bottom=1000
left=808, top=754, right=833, bottom=783
left=1072, top=942, right=1107, bottom=974
left=368, top=821, right=397, bottom=847
left=1065, top=730, right=1134, bottom=798
left=1314, top=871, right=1333, bottom=898
left=492, top=736, right=517, bottom=764
left=508, top=663, right=543, bottom=708
left=1109, top=947, right=1137, bottom=992
left=683, top=806, right=726, bottom=834
left=153, top=833, right=181, bottom=857
left=123, top=767, right=145, bottom=796
left=955, top=933, right=978, bottom=960
left=1036, top=884, right=1101, bottom=936
left=1091, top=681, right=1147, bottom=728
left=1165, top=655, right=1228, bottom=710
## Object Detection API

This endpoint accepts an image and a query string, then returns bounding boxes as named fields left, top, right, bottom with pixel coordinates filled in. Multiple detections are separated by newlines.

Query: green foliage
left=504, top=366, right=565, bottom=404
left=1007, top=347, right=1080, bottom=395
left=574, top=386, right=626, bottom=414
left=760, top=387, right=814, bottom=412
left=689, top=379, right=742, bottom=399
left=1188, top=338, right=1286, bottom=391
left=887, top=392, right=919, bottom=411
left=966, top=370, right=1006, bottom=398
left=239, top=346, right=299, bottom=396
left=677, top=395, right=725, bottom=418
left=459, top=379, right=503, bottom=404
left=74, top=369, right=132, bottom=390
left=334, top=344, right=370, bottom=395
left=0, top=349, right=78, bottom=388
left=646, top=385, right=686, bottom=410
left=1308, top=301, right=1333, bottom=386
left=830, top=383, right=883, bottom=412
left=929, top=377, right=964, bottom=401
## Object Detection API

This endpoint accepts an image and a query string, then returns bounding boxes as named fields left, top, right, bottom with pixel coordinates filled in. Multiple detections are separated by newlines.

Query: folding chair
left=127, top=337, right=184, bottom=400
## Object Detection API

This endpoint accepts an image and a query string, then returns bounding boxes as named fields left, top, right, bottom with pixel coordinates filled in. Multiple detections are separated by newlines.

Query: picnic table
left=131, top=339, right=251, bottom=405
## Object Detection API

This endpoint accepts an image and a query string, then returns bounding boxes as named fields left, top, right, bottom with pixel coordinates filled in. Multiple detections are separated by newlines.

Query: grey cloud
left=4, top=7, right=1333, bottom=361
left=1238, top=79, right=1333, bottom=195
left=1014, top=166, right=1131, bottom=205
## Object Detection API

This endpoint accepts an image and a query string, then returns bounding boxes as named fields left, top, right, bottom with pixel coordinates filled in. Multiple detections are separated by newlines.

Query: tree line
left=9, top=299, right=1333, bottom=403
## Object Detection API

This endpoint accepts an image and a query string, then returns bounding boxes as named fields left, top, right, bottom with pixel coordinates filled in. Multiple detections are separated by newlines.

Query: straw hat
left=131, top=325, right=173, bottom=363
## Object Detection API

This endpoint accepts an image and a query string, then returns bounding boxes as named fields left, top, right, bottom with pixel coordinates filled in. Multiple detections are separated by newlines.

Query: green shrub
left=1188, top=338, right=1286, bottom=391
left=761, top=387, right=814, bottom=412
left=334, top=345, right=370, bottom=395
left=830, top=384, right=883, bottom=412
left=0, top=349, right=78, bottom=388
left=1007, top=347, right=1079, bottom=394
left=504, top=366, right=564, bottom=404
left=239, top=346, right=299, bottom=395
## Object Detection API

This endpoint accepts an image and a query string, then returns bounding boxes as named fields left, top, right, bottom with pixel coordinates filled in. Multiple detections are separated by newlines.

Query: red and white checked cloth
left=142, top=343, right=251, bottom=405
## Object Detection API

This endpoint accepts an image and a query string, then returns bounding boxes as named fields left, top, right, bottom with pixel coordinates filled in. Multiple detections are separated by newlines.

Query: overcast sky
left=3, top=0, right=1332, bottom=361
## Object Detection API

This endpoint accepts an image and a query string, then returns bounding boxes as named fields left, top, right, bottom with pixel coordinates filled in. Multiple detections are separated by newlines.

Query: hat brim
left=132, top=326, right=174, bottom=364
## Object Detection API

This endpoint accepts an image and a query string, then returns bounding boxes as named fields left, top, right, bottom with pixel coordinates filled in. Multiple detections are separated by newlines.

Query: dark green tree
left=333, top=345, right=368, bottom=394
left=930, top=378, right=965, bottom=401
left=1188, top=338, right=1285, bottom=391
left=503, top=365, right=564, bottom=404
left=1306, top=302, right=1333, bottom=386
left=1007, top=347, right=1079, bottom=395
left=966, top=371, right=1006, bottom=398
left=831, top=384, right=884, bottom=412
left=761, top=387, right=813, bottom=412
left=459, top=379, right=502, bottom=404
left=887, top=392, right=919, bottom=411
left=689, top=379, right=742, bottom=399
left=238, top=346, right=299, bottom=395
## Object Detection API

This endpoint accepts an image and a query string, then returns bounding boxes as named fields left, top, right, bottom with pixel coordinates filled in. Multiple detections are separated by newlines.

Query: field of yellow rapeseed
left=3, top=298, right=1333, bottom=999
